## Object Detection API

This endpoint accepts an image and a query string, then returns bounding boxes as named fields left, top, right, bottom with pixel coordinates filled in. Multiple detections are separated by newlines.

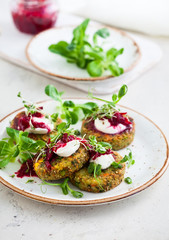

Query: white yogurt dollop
left=56, top=140, right=80, bottom=157
left=90, top=154, right=115, bottom=170
left=94, top=118, right=127, bottom=134
left=25, top=117, right=54, bottom=134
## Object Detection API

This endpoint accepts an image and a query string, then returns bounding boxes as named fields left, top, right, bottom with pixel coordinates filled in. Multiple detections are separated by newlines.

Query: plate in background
left=26, top=26, right=141, bottom=81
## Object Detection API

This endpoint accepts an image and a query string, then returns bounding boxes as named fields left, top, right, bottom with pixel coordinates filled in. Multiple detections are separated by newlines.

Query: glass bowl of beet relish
left=11, top=0, right=59, bottom=34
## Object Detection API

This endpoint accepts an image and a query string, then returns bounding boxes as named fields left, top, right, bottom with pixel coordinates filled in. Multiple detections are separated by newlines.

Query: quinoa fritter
left=10, top=111, right=62, bottom=141
left=81, top=117, right=135, bottom=151
left=34, top=145, right=90, bottom=181
left=70, top=151, right=125, bottom=193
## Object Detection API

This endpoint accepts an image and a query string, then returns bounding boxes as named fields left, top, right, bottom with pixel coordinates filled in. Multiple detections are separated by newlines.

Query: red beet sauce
left=90, top=149, right=114, bottom=161
left=15, top=159, right=37, bottom=178
left=13, top=108, right=51, bottom=133
left=11, top=0, right=58, bottom=34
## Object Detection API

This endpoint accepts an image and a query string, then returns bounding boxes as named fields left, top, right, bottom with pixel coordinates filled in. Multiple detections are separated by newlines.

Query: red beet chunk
left=15, top=159, right=37, bottom=178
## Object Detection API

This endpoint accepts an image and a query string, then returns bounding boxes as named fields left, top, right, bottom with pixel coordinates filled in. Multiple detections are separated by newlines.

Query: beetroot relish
left=11, top=0, right=58, bottom=34
left=108, top=112, right=131, bottom=126
left=15, top=159, right=37, bottom=178
left=86, top=112, right=132, bottom=135
left=90, top=148, right=114, bottom=161
left=14, top=107, right=51, bottom=133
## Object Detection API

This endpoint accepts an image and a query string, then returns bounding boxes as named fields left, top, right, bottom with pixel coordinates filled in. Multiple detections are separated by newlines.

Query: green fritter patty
left=81, top=117, right=135, bottom=151
left=70, top=151, right=125, bottom=193
left=10, top=111, right=62, bottom=142
left=34, top=145, right=90, bottom=181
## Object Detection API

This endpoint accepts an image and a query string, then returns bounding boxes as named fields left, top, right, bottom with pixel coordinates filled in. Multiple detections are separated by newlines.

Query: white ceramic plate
left=26, top=26, right=141, bottom=81
left=0, top=100, right=168, bottom=206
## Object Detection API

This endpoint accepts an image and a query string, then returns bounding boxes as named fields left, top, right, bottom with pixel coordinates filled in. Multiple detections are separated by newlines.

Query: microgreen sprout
left=45, top=85, right=98, bottom=125
left=17, top=92, right=44, bottom=116
left=41, top=178, right=83, bottom=198
left=88, top=135, right=112, bottom=153
left=87, top=84, right=128, bottom=119
left=111, top=148, right=135, bottom=169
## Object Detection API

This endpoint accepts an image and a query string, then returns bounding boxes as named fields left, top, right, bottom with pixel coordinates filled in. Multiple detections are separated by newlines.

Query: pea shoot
left=87, top=84, right=128, bottom=120
left=41, top=178, right=83, bottom=198
left=45, top=85, right=98, bottom=125
left=111, top=148, right=135, bottom=169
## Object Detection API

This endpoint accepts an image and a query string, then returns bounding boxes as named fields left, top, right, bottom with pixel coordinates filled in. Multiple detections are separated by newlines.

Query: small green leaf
left=124, top=177, right=132, bottom=184
left=60, top=178, right=69, bottom=195
left=88, top=162, right=95, bottom=174
left=95, top=28, right=110, bottom=38
left=93, top=28, right=110, bottom=45
left=71, top=190, right=83, bottom=198
left=95, top=164, right=102, bottom=176
left=112, top=94, right=117, bottom=102
left=48, top=41, right=70, bottom=57
left=66, top=111, right=78, bottom=125
left=74, top=130, right=81, bottom=136
left=106, top=48, right=124, bottom=62
left=63, top=100, right=75, bottom=108
left=12, top=145, right=20, bottom=158
left=51, top=113, right=59, bottom=122
left=108, top=62, right=124, bottom=77
left=99, top=142, right=112, bottom=149
left=45, top=85, right=64, bottom=102
left=26, top=179, right=34, bottom=183
left=118, top=85, right=128, bottom=99
left=0, top=158, right=10, bottom=168
left=111, top=162, right=123, bottom=169
left=87, top=60, right=103, bottom=77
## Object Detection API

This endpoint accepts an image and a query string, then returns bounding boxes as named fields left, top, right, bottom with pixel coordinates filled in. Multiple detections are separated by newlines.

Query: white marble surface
left=0, top=1, right=169, bottom=240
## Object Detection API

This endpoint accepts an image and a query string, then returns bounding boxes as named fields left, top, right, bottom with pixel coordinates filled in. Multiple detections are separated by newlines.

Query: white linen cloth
left=58, top=0, right=169, bottom=36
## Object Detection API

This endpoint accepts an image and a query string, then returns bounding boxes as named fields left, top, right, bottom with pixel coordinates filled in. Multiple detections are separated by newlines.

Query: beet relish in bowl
left=11, top=0, right=59, bottom=34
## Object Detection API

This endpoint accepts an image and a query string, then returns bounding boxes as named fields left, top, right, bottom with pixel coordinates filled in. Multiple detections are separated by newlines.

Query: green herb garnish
left=111, top=149, right=135, bottom=169
left=10, top=174, right=15, bottom=178
left=45, top=85, right=98, bottom=125
left=48, top=19, right=124, bottom=77
left=26, top=179, right=34, bottom=183
left=87, top=84, right=128, bottom=119
left=88, top=162, right=102, bottom=178
left=0, top=128, right=46, bottom=168
left=88, top=135, right=112, bottom=153
left=124, top=177, right=132, bottom=184
left=41, top=178, right=83, bottom=198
